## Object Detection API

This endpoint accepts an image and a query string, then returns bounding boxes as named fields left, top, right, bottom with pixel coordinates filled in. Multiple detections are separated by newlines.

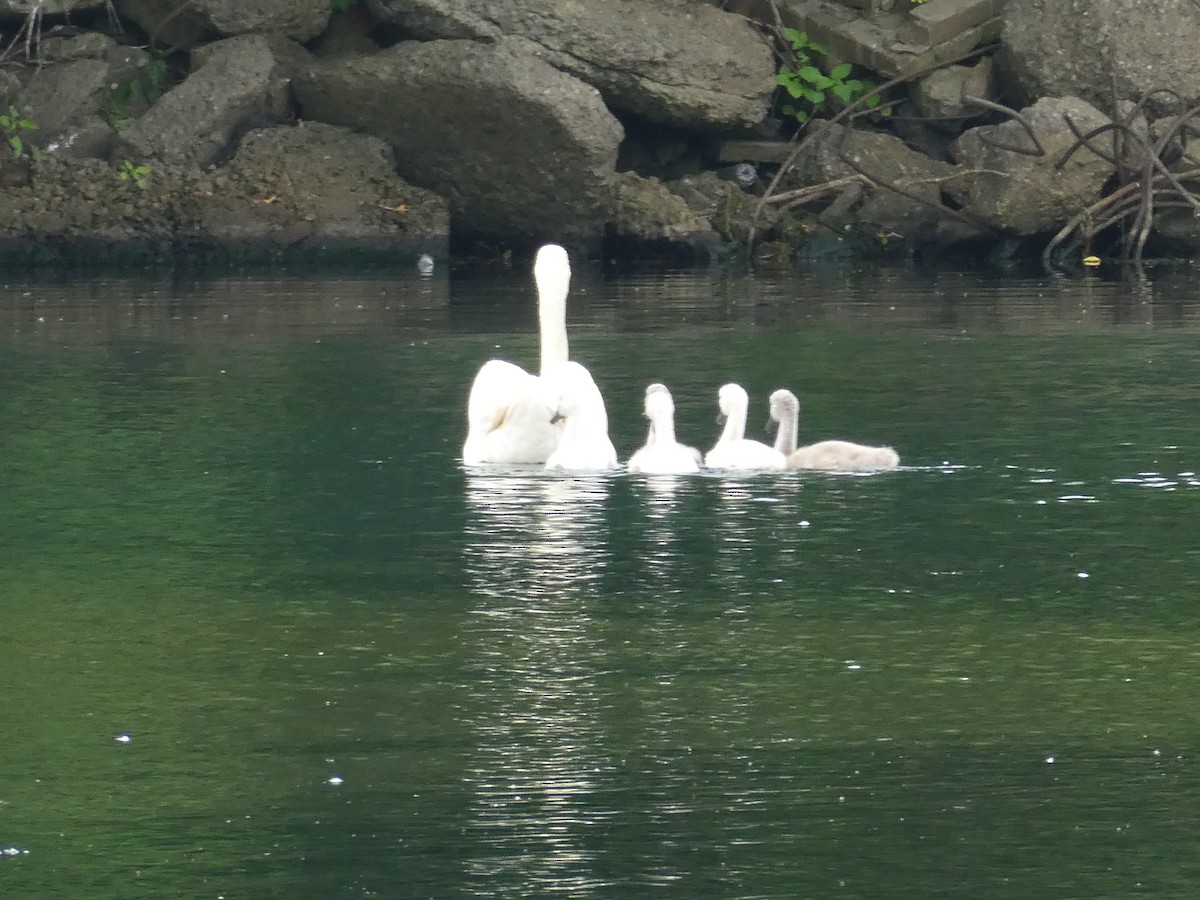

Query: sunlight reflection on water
left=462, top=470, right=617, bottom=894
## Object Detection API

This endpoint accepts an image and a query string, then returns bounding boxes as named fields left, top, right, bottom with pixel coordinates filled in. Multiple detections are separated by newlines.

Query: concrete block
left=901, top=0, right=1008, bottom=46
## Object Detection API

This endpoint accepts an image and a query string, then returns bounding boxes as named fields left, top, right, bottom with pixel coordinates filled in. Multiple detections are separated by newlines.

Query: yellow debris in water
left=1083, top=255, right=1101, bottom=267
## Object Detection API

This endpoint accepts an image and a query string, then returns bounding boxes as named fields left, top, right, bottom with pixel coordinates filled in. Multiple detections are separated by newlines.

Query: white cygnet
left=704, top=383, right=787, bottom=471
left=627, top=383, right=701, bottom=474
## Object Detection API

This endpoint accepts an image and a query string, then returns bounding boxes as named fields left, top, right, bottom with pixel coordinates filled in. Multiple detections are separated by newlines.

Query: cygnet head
left=717, top=383, right=749, bottom=418
left=768, top=388, right=799, bottom=422
left=644, top=384, right=676, bottom=420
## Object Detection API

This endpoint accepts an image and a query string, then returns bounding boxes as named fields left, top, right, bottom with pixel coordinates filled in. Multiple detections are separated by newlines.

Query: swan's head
left=768, top=388, right=799, bottom=422
left=533, top=244, right=571, bottom=295
left=717, top=383, right=749, bottom=420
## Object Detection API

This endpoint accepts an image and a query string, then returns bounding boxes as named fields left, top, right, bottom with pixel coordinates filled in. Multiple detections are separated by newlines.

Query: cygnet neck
left=771, top=392, right=799, bottom=456
left=650, top=406, right=678, bottom=445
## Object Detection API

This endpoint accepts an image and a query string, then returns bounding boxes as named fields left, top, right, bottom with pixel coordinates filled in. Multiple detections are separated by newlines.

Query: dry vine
left=1044, top=94, right=1200, bottom=263
left=748, top=2, right=1200, bottom=263
left=0, top=0, right=121, bottom=63
left=747, top=0, right=1002, bottom=252
left=0, top=0, right=46, bottom=62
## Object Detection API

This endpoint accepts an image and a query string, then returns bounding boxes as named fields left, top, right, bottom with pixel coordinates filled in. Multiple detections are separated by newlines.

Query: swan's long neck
left=773, top=404, right=798, bottom=455
left=721, top=402, right=746, bottom=443
left=535, top=251, right=571, bottom=375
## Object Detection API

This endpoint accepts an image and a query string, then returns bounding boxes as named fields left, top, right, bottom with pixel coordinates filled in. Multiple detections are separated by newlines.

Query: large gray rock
left=112, top=0, right=331, bottom=49
left=194, top=122, right=449, bottom=246
left=793, top=122, right=971, bottom=244
left=14, top=33, right=152, bottom=159
left=294, top=39, right=624, bottom=246
left=18, top=59, right=109, bottom=138
left=117, top=34, right=290, bottom=167
left=1003, top=0, right=1200, bottom=115
left=607, top=171, right=719, bottom=253
left=0, top=124, right=449, bottom=257
left=366, top=0, right=775, bottom=131
left=947, top=96, right=1115, bottom=235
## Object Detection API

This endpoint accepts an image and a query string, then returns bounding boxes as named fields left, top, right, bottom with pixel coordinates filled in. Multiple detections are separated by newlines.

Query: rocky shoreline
left=0, top=0, right=1198, bottom=268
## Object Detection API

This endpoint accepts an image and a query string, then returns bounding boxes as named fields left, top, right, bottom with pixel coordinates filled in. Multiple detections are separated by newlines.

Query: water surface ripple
left=1, top=262, right=1199, bottom=898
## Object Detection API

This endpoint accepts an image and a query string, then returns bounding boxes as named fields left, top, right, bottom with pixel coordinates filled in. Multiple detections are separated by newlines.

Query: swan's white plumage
left=462, top=244, right=578, bottom=465
left=704, top=383, right=787, bottom=470
left=768, top=388, right=900, bottom=472
left=627, top=384, right=701, bottom=474
left=544, top=362, right=618, bottom=471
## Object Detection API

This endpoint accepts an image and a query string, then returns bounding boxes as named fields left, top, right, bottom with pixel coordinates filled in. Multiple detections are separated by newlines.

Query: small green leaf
left=831, top=83, right=853, bottom=103
left=798, top=66, right=826, bottom=85
left=830, top=62, right=853, bottom=80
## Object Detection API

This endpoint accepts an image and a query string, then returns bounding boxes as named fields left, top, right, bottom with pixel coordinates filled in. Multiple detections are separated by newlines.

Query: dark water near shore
left=2, top=260, right=1199, bottom=898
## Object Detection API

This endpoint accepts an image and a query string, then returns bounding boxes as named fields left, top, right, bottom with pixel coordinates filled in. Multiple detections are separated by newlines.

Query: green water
left=2, top=264, right=1199, bottom=898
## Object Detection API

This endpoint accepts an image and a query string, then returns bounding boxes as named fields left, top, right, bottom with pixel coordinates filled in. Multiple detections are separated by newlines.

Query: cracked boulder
left=293, top=38, right=624, bottom=247
left=191, top=121, right=449, bottom=249
left=1003, top=0, right=1200, bottom=116
left=116, top=34, right=292, bottom=168
left=366, top=0, right=776, bottom=131
left=947, top=96, right=1115, bottom=235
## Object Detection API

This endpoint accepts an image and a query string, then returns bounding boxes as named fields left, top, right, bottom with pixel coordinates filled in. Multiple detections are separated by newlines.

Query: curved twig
left=960, top=96, right=1046, bottom=156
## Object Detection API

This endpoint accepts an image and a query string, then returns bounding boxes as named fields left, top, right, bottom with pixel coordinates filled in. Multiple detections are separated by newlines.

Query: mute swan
left=768, top=388, right=900, bottom=472
left=462, top=244, right=577, bottom=464
left=627, top=383, right=701, bottom=474
left=544, top=361, right=618, bottom=471
left=704, top=383, right=787, bottom=471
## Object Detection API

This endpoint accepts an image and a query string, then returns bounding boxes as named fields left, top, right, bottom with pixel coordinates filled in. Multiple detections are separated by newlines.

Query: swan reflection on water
left=461, top=468, right=616, bottom=894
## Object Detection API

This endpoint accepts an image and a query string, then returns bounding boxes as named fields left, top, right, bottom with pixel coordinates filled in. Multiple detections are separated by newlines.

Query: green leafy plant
left=100, top=57, right=169, bottom=132
left=0, top=105, right=37, bottom=159
left=117, top=159, right=151, bottom=190
left=775, top=28, right=884, bottom=124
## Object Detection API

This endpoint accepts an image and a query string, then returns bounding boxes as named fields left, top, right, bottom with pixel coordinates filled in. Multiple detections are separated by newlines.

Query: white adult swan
left=462, top=244, right=579, bottom=465
left=627, top=383, right=701, bottom=474
left=544, top=362, right=618, bottom=471
left=768, top=388, right=900, bottom=472
left=704, top=383, right=787, bottom=471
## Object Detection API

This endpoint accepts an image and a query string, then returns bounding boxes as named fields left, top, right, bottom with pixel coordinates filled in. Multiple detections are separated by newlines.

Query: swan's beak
left=550, top=411, right=565, bottom=425
left=715, top=412, right=727, bottom=425
left=765, top=416, right=778, bottom=435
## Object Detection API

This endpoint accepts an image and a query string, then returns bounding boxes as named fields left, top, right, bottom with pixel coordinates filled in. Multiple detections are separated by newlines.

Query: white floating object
left=326, top=776, right=344, bottom=786
left=115, top=733, right=132, bottom=744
